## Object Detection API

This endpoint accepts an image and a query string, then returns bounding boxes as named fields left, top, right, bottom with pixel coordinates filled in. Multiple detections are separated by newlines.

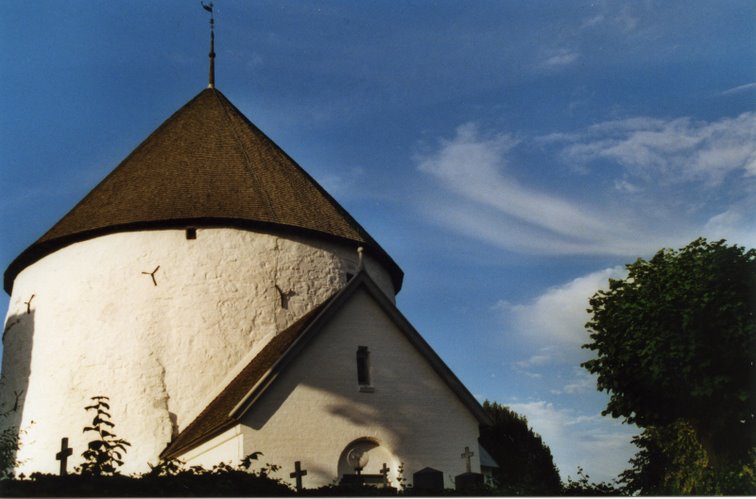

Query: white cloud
left=559, top=113, right=756, bottom=186
left=613, top=177, right=641, bottom=193
left=415, top=123, right=664, bottom=256
left=721, top=82, right=756, bottom=96
left=540, top=49, right=580, bottom=69
left=510, top=348, right=561, bottom=379
left=415, top=114, right=754, bottom=257
left=552, top=369, right=596, bottom=395
left=515, top=353, right=553, bottom=368
left=497, top=266, right=626, bottom=348
left=702, top=206, right=756, bottom=249
left=507, top=400, right=637, bottom=482
left=416, top=124, right=608, bottom=239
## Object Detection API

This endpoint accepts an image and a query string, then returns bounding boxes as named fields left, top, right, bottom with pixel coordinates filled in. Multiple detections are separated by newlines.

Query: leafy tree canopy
left=582, top=238, right=755, bottom=467
left=479, top=400, right=561, bottom=495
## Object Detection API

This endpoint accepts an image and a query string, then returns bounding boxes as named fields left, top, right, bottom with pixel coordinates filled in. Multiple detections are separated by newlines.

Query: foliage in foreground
left=479, top=400, right=562, bottom=495
left=562, top=467, right=620, bottom=496
left=583, top=238, right=756, bottom=495
left=0, top=470, right=295, bottom=497
left=618, top=420, right=756, bottom=495
left=79, top=396, right=131, bottom=476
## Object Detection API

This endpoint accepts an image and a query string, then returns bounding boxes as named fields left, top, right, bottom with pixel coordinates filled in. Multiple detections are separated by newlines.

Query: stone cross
left=289, top=460, right=307, bottom=492
left=461, top=446, right=474, bottom=473
left=380, top=462, right=390, bottom=482
left=56, top=437, right=73, bottom=476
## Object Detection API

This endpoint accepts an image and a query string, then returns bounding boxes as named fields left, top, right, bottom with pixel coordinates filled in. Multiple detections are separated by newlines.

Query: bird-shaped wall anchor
left=24, top=294, right=36, bottom=314
left=142, top=266, right=160, bottom=286
left=275, top=284, right=296, bottom=309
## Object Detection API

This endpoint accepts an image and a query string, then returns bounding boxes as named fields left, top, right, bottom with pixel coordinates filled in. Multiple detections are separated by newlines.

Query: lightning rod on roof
left=201, top=1, right=215, bottom=88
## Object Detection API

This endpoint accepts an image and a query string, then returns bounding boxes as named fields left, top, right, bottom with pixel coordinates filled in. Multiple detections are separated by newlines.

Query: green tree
left=619, top=420, right=712, bottom=495
left=583, top=238, right=755, bottom=493
left=619, top=420, right=756, bottom=495
left=479, top=400, right=561, bottom=495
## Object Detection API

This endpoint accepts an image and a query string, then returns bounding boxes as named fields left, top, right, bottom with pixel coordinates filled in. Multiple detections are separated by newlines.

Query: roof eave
left=4, top=219, right=404, bottom=295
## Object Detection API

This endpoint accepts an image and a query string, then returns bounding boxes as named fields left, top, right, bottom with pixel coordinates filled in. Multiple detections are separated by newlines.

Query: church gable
left=166, top=271, right=490, bottom=487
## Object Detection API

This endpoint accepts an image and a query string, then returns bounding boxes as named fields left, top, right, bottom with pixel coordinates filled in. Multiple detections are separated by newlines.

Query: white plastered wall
left=200, top=286, right=482, bottom=489
left=0, top=227, right=394, bottom=475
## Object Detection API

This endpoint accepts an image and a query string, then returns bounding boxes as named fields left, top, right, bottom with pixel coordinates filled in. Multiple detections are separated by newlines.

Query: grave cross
left=289, top=460, right=307, bottom=492
left=461, top=446, right=474, bottom=473
left=56, top=437, right=73, bottom=476
left=380, top=463, right=390, bottom=483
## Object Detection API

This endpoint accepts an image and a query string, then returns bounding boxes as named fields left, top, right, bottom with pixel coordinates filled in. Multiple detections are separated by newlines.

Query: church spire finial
left=202, top=2, right=215, bottom=88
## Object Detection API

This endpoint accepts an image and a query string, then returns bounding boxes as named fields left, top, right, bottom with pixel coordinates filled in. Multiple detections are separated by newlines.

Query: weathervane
left=201, top=2, right=215, bottom=88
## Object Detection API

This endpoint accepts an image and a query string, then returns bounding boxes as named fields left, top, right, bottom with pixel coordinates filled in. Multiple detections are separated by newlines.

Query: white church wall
left=1, top=227, right=395, bottom=475
left=233, top=287, right=481, bottom=490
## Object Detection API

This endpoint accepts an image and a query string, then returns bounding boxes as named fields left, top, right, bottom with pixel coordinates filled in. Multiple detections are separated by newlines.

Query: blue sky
left=1, top=0, right=754, bottom=483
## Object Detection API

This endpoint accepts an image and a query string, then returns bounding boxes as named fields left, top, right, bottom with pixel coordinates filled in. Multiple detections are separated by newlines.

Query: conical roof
left=4, top=88, right=403, bottom=293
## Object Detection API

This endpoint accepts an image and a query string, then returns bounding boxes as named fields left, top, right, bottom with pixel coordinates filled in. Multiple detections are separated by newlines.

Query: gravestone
left=455, top=471, right=485, bottom=494
left=413, top=467, right=444, bottom=495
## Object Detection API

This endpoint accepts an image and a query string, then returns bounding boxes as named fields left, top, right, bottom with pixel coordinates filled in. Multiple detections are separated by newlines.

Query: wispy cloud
left=510, top=348, right=561, bottom=379
left=721, top=82, right=756, bottom=96
left=415, top=113, right=755, bottom=257
left=417, top=124, right=608, bottom=238
left=555, top=113, right=756, bottom=186
left=552, top=369, right=596, bottom=395
left=415, top=123, right=660, bottom=256
left=540, top=48, right=580, bottom=69
left=515, top=353, right=553, bottom=369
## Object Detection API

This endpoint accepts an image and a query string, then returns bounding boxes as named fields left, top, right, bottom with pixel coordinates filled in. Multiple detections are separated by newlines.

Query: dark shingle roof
left=4, top=88, right=402, bottom=293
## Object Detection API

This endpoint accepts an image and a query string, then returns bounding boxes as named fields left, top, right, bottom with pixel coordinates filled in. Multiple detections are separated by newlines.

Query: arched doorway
left=337, top=438, right=397, bottom=487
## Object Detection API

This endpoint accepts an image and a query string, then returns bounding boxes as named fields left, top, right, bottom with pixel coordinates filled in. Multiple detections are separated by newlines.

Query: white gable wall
left=180, top=426, right=245, bottom=470
left=232, top=287, right=481, bottom=489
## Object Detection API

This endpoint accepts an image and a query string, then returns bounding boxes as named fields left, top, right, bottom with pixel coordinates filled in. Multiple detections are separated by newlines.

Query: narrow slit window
left=356, top=346, right=371, bottom=386
left=186, top=228, right=197, bottom=240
